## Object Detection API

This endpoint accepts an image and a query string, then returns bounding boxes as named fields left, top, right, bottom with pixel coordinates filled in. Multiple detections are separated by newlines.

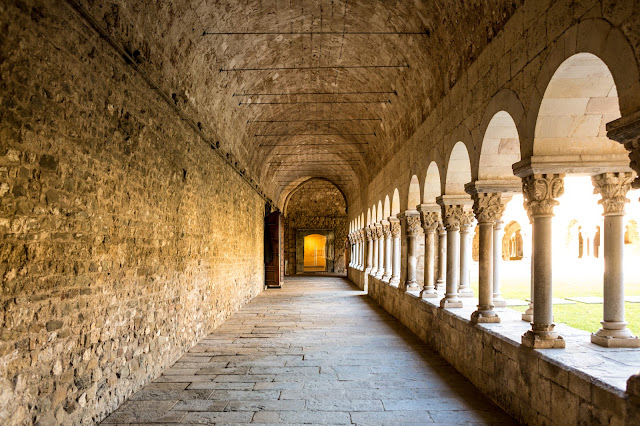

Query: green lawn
left=469, top=258, right=640, bottom=336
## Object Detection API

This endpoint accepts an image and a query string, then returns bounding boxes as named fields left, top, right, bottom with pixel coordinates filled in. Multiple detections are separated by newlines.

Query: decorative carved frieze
left=592, top=172, right=634, bottom=216
left=471, top=193, right=505, bottom=224
left=521, top=174, right=564, bottom=217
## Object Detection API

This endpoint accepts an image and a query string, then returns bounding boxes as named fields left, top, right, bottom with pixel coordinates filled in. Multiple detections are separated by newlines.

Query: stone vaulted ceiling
left=83, top=0, right=519, bottom=206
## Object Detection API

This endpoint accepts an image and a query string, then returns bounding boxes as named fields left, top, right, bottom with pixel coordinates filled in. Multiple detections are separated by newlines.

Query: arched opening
left=408, top=176, right=420, bottom=210
left=383, top=196, right=391, bottom=220
left=304, top=234, right=327, bottom=272
left=392, top=189, right=401, bottom=216
left=478, top=111, right=521, bottom=180
left=534, top=53, right=626, bottom=160
left=424, top=162, right=441, bottom=203
left=284, top=178, right=347, bottom=275
left=445, top=142, right=472, bottom=194
left=502, top=221, right=524, bottom=261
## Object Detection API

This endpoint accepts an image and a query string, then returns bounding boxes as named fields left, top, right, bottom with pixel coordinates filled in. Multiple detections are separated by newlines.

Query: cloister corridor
left=103, top=276, right=515, bottom=425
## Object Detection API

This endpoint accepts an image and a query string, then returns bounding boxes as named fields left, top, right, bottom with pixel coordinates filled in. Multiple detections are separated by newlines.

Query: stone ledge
left=353, top=270, right=639, bottom=424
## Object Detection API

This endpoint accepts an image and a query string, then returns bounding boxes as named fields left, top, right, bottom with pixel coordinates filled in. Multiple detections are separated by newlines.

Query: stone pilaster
left=521, top=174, right=565, bottom=349
left=591, top=172, right=640, bottom=347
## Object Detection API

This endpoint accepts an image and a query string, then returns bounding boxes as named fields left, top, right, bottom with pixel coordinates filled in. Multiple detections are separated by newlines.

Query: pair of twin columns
left=357, top=172, right=638, bottom=349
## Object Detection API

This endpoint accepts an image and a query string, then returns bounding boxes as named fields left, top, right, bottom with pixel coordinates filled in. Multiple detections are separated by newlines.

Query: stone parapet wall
left=363, top=274, right=633, bottom=425
left=0, top=1, right=265, bottom=424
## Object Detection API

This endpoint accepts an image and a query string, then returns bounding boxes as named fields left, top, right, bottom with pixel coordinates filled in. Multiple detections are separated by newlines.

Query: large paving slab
left=102, top=276, right=517, bottom=425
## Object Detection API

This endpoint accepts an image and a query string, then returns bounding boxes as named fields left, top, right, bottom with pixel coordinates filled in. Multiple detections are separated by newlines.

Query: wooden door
left=265, top=211, right=283, bottom=288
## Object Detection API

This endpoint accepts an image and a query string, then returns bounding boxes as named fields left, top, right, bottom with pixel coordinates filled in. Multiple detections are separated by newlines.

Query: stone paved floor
left=102, top=276, right=518, bottom=425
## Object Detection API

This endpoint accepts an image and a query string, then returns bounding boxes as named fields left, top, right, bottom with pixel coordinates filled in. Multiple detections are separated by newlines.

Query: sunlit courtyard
left=468, top=176, right=640, bottom=336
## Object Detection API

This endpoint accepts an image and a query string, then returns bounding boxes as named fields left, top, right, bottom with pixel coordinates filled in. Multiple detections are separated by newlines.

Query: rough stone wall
left=0, top=1, right=264, bottom=424
left=283, top=180, right=347, bottom=275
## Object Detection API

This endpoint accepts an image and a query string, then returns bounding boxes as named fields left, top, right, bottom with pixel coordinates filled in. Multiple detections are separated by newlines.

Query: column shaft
left=437, top=228, right=446, bottom=292
left=421, top=230, right=437, bottom=298
left=471, top=222, right=499, bottom=323
left=458, top=225, right=473, bottom=297
left=440, top=227, right=462, bottom=308
left=493, top=221, right=506, bottom=307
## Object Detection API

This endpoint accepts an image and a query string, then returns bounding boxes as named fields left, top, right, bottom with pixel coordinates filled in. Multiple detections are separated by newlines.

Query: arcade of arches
left=4, top=0, right=640, bottom=425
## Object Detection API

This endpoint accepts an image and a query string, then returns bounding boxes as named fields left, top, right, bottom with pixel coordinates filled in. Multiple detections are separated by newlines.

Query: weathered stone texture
left=0, top=1, right=264, bottom=424
left=283, top=179, right=347, bottom=275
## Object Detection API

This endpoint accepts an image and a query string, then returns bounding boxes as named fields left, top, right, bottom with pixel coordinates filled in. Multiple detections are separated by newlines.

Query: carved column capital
left=472, top=193, right=506, bottom=224
left=592, top=172, right=634, bottom=216
left=607, top=112, right=640, bottom=189
left=381, top=222, right=392, bottom=239
left=375, top=224, right=384, bottom=240
left=365, top=227, right=374, bottom=241
left=420, top=211, right=441, bottom=233
left=521, top=174, right=565, bottom=217
left=405, top=215, right=422, bottom=236
left=359, top=229, right=366, bottom=242
left=441, top=205, right=473, bottom=231
left=390, top=219, right=402, bottom=238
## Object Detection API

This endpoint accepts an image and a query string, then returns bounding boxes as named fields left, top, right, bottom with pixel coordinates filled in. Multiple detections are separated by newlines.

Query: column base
left=591, top=333, right=640, bottom=348
left=364, top=268, right=372, bottom=274
left=521, top=330, right=565, bottom=349
left=374, top=273, right=384, bottom=280
left=382, top=274, right=392, bottom=283
left=420, top=287, right=439, bottom=298
left=470, top=310, right=501, bottom=324
left=390, top=278, right=401, bottom=287
left=493, top=295, right=507, bottom=308
left=521, top=303, right=533, bottom=322
left=440, top=295, right=463, bottom=308
left=403, top=281, right=420, bottom=291
left=369, top=269, right=378, bottom=277
left=591, top=322, right=640, bottom=347
left=458, top=288, right=474, bottom=298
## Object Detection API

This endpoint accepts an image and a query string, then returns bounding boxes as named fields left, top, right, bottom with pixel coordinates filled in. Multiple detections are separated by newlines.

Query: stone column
left=402, top=212, right=422, bottom=291
left=521, top=173, right=565, bottom=349
left=382, top=222, right=392, bottom=282
left=375, top=224, right=385, bottom=279
left=419, top=206, right=440, bottom=298
left=493, top=220, right=507, bottom=307
left=358, top=231, right=364, bottom=270
left=390, top=218, right=401, bottom=286
left=522, top=214, right=534, bottom=322
left=347, top=232, right=353, bottom=268
left=458, top=220, right=475, bottom=297
left=438, top=202, right=469, bottom=308
left=436, top=225, right=447, bottom=292
left=370, top=225, right=379, bottom=276
left=470, top=193, right=505, bottom=323
left=591, top=172, right=640, bottom=347
left=365, top=227, right=374, bottom=273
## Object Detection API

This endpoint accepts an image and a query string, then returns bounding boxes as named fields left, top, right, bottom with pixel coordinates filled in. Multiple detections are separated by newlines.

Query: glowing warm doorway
left=304, top=234, right=327, bottom=272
